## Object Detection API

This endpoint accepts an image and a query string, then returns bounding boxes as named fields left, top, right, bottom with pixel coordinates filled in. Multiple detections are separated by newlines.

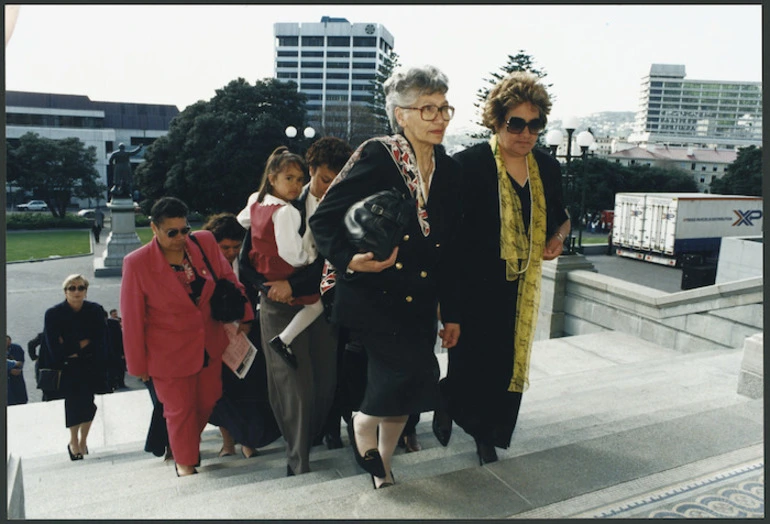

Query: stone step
left=16, top=333, right=761, bottom=519
left=31, top=399, right=761, bottom=520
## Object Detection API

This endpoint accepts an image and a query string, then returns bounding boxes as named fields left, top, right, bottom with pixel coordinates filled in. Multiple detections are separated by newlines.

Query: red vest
left=249, top=202, right=318, bottom=306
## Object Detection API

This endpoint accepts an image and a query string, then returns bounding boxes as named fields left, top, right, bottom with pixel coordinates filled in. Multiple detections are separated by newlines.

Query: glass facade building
left=628, top=64, right=762, bottom=149
left=274, top=17, right=394, bottom=136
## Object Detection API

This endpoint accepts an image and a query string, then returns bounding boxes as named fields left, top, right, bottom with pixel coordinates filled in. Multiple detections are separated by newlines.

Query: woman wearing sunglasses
left=436, top=71, right=571, bottom=465
left=120, top=196, right=254, bottom=477
left=44, top=274, right=107, bottom=461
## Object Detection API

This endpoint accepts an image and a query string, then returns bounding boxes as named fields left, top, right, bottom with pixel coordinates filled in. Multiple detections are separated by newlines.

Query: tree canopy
left=709, top=145, right=762, bottom=196
left=6, top=132, right=103, bottom=217
left=565, top=157, right=699, bottom=217
left=134, top=77, right=309, bottom=215
left=471, top=50, right=554, bottom=141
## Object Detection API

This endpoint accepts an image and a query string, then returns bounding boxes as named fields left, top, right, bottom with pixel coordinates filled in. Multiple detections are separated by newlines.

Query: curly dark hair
left=305, top=137, right=353, bottom=173
left=150, top=196, right=188, bottom=225
left=202, top=212, right=245, bottom=242
left=482, top=71, right=552, bottom=131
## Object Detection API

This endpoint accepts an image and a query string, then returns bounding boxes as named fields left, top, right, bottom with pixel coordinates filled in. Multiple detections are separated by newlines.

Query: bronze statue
left=109, top=143, right=143, bottom=199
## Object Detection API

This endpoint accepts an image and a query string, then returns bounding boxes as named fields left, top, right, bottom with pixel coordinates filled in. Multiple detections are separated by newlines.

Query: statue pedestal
left=94, top=198, right=142, bottom=277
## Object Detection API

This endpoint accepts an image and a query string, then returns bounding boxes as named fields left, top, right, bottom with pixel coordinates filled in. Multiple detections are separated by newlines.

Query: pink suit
left=120, top=230, right=254, bottom=466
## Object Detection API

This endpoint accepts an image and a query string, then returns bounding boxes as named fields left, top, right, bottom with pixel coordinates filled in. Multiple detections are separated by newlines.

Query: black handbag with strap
left=344, top=188, right=415, bottom=261
left=189, top=234, right=247, bottom=322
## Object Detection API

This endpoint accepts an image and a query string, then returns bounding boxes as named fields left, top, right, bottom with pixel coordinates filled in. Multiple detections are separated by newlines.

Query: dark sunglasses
left=164, top=226, right=192, bottom=238
left=506, top=116, right=545, bottom=135
left=66, top=285, right=87, bottom=292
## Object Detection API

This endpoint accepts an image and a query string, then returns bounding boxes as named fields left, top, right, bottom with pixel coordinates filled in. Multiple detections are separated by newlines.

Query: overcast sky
left=4, top=4, right=763, bottom=133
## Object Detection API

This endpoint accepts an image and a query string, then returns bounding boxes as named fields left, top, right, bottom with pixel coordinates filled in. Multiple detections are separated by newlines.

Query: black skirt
left=350, top=326, right=440, bottom=417
left=208, top=322, right=281, bottom=449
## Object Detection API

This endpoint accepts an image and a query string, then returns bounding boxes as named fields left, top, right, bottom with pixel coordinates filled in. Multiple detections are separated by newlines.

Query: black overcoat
left=446, top=142, right=567, bottom=448
left=310, top=138, right=463, bottom=336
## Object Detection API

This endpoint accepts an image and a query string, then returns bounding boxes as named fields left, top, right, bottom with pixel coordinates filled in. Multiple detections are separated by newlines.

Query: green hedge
left=5, top=213, right=90, bottom=230
left=6, top=212, right=152, bottom=230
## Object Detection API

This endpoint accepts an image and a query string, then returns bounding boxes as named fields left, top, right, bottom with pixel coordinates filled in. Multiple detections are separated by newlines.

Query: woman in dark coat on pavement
left=44, top=274, right=108, bottom=460
left=437, top=71, right=571, bottom=465
left=310, top=64, right=462, bottom=489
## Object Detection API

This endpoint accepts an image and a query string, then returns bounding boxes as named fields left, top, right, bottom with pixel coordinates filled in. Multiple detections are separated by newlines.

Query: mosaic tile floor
left=585, top=461, right=764, bottom=519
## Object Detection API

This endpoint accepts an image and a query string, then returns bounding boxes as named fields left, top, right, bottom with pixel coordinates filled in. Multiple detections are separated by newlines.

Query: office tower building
left=274, top=17, right=395, bottom=142
left=628, top=64, right=762, bottom=149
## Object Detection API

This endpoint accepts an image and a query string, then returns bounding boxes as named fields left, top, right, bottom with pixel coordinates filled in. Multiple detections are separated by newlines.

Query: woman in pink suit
left=120, top=196, right=254, bottom=477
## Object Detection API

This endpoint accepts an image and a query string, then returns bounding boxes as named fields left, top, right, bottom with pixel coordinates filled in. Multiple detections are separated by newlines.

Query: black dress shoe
left=347, top=416, right=386, bottom=478
left=401, top=433, right=422, bottom=453
left=67, top=444, right=83, bottom=461
left=286, top=464, right=295, bottom=477
left=269, top=336, right=298, bottom=369
left=475, top=439, right=498, bottom=465
left=324, top=433, right=344, bottom=450
left=432, top=407, right=452, bottom=447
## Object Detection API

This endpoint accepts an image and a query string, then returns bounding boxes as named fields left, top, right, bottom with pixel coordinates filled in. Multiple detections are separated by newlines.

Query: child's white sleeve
left=237, top=192, right=259, bottom=228
left=273, top=205, right=310, bottom=267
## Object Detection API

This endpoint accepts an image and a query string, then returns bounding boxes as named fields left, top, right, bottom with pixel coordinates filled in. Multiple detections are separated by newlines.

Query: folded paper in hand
left=222, top=323, right=258, bottom=379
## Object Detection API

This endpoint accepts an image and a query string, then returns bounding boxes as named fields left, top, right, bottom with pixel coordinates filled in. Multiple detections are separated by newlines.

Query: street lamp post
left=284, top=126, right=316, bottom=156
left=545, top=117, right=595, bottom=253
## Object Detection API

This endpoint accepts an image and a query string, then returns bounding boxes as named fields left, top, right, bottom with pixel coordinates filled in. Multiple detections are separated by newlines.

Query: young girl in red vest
left=248, top=147, right=323, bottom=369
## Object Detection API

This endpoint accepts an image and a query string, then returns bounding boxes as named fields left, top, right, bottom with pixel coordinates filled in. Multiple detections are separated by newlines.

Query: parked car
left=16, top=200, right=48, bottom=211
left=77, top=209, right=95, bottom=219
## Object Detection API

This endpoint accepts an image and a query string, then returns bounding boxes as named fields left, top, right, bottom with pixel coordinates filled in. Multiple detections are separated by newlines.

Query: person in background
left=236, top=142, right=341, bottom=476
left=440, top=71, right=570, bottom=465
left=109, top=309, right=121, bottom=323
left=203, top=212, right=281, bottom=459
left=44, top=274, right=107, bottom=460
left=105, top=310, right=126, bottom=390
left=28, top=331, right=65, bottom=402
left=310, top=65, right=463, bottom=489
left=120, top=196, right=254, bottom=477
left=302, top=137, right=354, bottom=451
left=6, top=335, right=28, bottom=405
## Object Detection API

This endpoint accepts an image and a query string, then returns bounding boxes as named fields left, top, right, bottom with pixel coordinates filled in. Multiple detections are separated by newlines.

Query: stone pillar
left=737, top=332, right=763, bottom=399
left=94, top=198, right=142, bottom=277
left=535, top=253, right=595, bottom=340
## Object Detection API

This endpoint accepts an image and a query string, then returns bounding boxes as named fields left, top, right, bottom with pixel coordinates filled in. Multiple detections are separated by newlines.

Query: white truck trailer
left=612, top=192, right=763, bottom=266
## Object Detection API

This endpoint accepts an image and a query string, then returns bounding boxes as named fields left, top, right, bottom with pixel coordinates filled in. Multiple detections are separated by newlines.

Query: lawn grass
left=6, top=230, right=91, bottom=262
left=5, top=227, right=193, bottom=262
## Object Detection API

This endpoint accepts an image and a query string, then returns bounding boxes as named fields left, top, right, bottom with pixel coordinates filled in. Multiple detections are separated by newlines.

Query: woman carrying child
left=243, top=146, right=338, bottom=476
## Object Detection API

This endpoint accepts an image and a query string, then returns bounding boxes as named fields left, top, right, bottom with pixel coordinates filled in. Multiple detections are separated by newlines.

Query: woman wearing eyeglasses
left=44, top=274, right=107, bottom=460
left=120, top=196, right=254, bottom=477
left=310, top=65, right=463, bottom=489
left=434, top=71, right=570, bottom=465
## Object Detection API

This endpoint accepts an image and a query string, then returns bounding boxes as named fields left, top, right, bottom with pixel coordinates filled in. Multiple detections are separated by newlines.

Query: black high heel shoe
left=347, top=415, right=386, bottom=478
left=432, top=406, right=452, bottom=447
left=67, top=444, right=83, bottom=461
left=475, top=439, right=498, bottom=465
left=371, top=470, right=395, bottom=490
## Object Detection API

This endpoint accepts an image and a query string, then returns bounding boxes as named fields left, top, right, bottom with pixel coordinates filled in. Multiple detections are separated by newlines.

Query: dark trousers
left=144, top=378, right=169, bottom=457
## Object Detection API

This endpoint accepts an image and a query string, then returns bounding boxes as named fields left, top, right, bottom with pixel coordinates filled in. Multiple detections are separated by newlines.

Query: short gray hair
left=384, top=65, right=449, bottom=133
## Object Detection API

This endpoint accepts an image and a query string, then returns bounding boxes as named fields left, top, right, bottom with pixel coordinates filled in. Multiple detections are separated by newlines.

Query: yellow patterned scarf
left=490, top=135, right=546, bottom=393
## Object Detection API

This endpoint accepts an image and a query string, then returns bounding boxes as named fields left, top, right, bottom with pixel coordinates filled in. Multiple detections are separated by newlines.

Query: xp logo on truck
left=733, top=209, right=762, bottom=226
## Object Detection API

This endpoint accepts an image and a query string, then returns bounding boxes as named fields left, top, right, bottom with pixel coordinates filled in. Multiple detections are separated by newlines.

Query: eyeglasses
left=163, top=226, right=191, bottom=238
left=400, top=105, right=455, bottom=121
left=66, top=285, right=87, bottom=292
left=505, top=116, right=545, bottom=135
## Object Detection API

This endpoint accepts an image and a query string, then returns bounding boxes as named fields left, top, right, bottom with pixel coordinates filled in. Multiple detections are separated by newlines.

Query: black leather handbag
left=190, top=234, right=247, bottom=322
left=344, top=188, right=415, bottom=261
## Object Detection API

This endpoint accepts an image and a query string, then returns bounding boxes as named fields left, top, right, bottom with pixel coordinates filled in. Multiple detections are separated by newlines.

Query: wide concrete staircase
left=9, top=332, right=763, bottom=519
